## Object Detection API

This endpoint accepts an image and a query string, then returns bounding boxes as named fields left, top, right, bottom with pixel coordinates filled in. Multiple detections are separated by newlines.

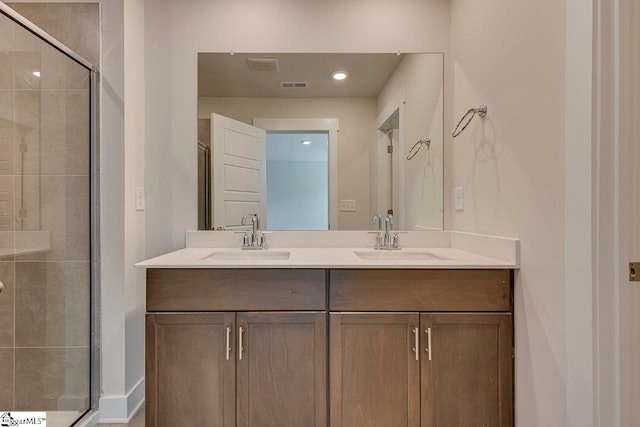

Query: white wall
left=122, top=0, right=146, bottom=409
left=100, top=0, right=146, bottom=422
left=448, top=1, right=568, bottom=426
left=377, top=53, right=444, bottom=230
left=199, top=96, right=377, bottom=230
left=145, top=0, right=450, bottom=257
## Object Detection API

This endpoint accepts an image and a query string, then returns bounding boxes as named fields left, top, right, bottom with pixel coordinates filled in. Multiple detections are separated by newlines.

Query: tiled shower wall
left=0, top=3, right=98, bottom=413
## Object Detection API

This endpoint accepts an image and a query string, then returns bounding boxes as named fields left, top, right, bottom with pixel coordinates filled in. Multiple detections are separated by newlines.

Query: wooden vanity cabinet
left=420, top=313, right=513, bottom=427
left=329, top=270, right=514, bottom=427
left=236, top=312, right=327, bottom=427
left=145, top=269, right=327, bottom=427
left=329, top=313, right=421, bottom=427
left=145, top=268, right=514, bottom=427
left=146, top=312, right=236, bottom=427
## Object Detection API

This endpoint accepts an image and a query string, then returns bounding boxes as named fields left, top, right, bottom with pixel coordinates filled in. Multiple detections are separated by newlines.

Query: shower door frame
left=0, top=3, right=100, bottom=425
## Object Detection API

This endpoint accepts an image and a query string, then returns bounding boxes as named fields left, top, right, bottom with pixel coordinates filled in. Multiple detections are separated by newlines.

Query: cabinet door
left=421, top=313, right=513, bottom=427
left=330, top=313, right=421, bottom=427
left=237, top=312, right=327, bottom=427
left=146, top=313, right=236, bottom=427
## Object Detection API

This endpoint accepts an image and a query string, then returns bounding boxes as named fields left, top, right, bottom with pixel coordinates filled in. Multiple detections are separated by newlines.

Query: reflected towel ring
left=406, top=139, right=431, bottom=160
left=452, top=105, right=488, bottom=138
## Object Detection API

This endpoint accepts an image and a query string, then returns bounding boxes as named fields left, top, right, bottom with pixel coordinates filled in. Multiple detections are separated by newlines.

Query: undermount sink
left=202, top=250, right=291, bottom=261
left=353, top=250, right=449, bottom=261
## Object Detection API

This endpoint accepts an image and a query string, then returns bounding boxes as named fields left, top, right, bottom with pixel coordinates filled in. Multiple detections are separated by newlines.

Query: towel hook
left=452, top=105, right=488, bottom=138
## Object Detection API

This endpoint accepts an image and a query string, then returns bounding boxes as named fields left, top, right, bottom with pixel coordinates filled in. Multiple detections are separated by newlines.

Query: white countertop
left=136, top=231, right=520, bottom=269
left=136, top=247, right=515, bottom=269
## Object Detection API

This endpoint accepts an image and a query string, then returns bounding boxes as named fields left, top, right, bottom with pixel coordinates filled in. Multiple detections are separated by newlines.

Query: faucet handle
left=368, top=231, right=383, bottom=249
left=234, top=230, right=252, bottom=247
left=392, top=233, right=401, bottom=249
left=373, top=213, right=382, bottom=230
left=257, top=232, right=271, bottom=249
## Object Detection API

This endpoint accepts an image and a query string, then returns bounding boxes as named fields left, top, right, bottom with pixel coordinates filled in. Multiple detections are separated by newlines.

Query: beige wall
left=198, top=96, right=377, bottom=230
left=377, top=53, right=444, bottom=230
left=448, top=1, right=567, bottom=426
left=6, top=2, right=99, bottom=66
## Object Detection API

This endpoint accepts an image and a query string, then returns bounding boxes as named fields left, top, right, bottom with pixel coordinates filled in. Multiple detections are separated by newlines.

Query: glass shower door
left=0, top=8, right=93, bottom=427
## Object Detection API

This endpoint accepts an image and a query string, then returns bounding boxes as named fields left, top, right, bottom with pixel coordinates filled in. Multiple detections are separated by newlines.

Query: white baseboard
left=98, top=377, right=144, bottom=424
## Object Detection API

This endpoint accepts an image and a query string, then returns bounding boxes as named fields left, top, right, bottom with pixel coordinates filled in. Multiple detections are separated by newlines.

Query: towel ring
left=406, top=139, right=431, bottom=160
left=452, top=105, right=488, bottom=138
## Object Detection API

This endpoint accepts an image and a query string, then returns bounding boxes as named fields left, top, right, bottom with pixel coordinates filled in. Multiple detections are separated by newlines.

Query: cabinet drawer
left=330, top=269, right=512, bottom=312
left=147, top=269, right=326, bottom=311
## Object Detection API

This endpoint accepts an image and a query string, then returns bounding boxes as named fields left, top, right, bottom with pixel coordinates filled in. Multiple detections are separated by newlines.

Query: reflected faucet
left=239, top=214, right=269, bottom=250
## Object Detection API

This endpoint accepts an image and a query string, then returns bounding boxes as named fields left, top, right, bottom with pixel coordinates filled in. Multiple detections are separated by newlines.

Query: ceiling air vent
left=247, top=57, right=280, bottom=72
left=280, top=81, right=309, bottom=89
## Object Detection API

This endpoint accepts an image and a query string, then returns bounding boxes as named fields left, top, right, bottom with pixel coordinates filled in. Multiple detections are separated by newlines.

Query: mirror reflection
left=197, top=52, right=444, bottom=231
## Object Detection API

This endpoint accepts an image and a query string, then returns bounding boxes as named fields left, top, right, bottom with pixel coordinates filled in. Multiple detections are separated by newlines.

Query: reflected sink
left=353, top=250, right=449, bottom=261
left=203, top=250, right=291, bottom=261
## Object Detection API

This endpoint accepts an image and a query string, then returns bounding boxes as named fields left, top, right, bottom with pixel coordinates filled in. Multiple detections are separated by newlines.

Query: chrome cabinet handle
left=226, top=327, right=231, bottom=361
left=238, top=327, right=244, bottom=361
left=0, top=280, right=3, bottom=294
left=425, top=328, right=432, bottom=361
left=412, top=327, right=419, bottom=361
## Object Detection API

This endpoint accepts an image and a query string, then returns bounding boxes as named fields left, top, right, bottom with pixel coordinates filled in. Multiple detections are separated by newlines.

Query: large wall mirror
left=197, top=52, right=444, bottom=231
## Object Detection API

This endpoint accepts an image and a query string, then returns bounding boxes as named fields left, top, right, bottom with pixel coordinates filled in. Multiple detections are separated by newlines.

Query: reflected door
left=211, top=113, right=267, bottom=229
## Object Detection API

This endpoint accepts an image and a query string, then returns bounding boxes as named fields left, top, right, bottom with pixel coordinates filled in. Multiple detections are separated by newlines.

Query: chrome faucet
left=371, top=213, right=401, bottom=250
left=239, top=214, right=269, bottom=250
left=384, top=214, right=394, bottom=247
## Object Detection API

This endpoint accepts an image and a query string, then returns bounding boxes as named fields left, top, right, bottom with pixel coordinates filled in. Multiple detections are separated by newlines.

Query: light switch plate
left=135, top=187, right=145, bottom=211
left=340, top=200, right=356, bottom=212
left=455, top=187, right=464, bottom=211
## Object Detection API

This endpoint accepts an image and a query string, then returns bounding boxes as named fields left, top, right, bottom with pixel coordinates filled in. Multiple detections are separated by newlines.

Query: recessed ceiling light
left=302, top=140, right=312, bottom=145
left=32, top=71, right=40, bottom=77
left=331, top=70, right=349, bottom=81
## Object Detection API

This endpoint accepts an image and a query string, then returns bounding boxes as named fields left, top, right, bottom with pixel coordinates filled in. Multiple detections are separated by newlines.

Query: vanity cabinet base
left=146, top=311, right=326, bottom=427
left=145, top=268, right=514, bottom=427
left=146, top=313, right=236, bottom=427
left=420, top=313, right=513, bottom=427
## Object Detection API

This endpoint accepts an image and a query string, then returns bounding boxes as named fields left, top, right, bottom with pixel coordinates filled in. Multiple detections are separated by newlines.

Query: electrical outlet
left=135, top=187, right=145, bottom=211
left=455, top=187, right=464, bottom=211
left=340, top=200, right=356, bottom=212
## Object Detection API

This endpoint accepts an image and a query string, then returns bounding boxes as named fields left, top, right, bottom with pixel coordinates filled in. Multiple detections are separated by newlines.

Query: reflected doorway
left=266, top=132, right=329, bottom=230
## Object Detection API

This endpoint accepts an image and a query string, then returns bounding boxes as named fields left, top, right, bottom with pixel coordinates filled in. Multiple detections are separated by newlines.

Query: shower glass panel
left=0, top=8, right=93, bottom=426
